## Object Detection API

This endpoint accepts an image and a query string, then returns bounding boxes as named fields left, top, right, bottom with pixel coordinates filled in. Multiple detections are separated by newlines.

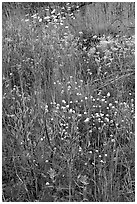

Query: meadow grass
left=2, top=4, right=135, bottom=202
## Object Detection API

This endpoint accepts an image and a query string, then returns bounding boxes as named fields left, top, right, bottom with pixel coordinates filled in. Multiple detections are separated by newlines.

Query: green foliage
left=2, top=3, right=135, bottom=202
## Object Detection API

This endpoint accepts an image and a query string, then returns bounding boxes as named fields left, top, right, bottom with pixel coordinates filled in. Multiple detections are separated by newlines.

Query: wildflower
left=61, top=106, right=66, bottom=110
left=97, top=118, right=101, bottom=122
left=95, top=113, right=100, bottom=117
left=100, top=113, right=104, bottom=117
left=48, top=168, right=56, bottom=180
left=67, top=85, right=71, bottom=90
left=46, top=182, right=50, bottom=185
left=84, top=118, right=90, bottom=123
left=56, top=106, right=60, bottom=110
left=105, top=117, right=109, bottom=122
left=107, top=92, right=110, bottom=97
left=62, top=100, right=66, bottom=104
left=79, top=147, right=82, bottom=152
left=69, top=109, right=73, bottom=113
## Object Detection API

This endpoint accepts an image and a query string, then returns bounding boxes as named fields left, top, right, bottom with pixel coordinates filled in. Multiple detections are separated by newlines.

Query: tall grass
left=2, top=4, right=135, bottom=202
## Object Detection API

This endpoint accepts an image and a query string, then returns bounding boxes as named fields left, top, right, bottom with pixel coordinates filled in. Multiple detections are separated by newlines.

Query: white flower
left=105, top=117, right=109, bottom=122
left=95, top=113, right=100, bottom=117
left=69, top=109, right=73, bottom=113
left=46, top=182, right=50, bottom=185
left=67, top=85, right=71, bottom=90
left=100, top=113, right=104, bottom=117
left=62, top=100, right=66, bottom=104
left=79, top=147, right=82, bottom=152
left=84, top=118, right=90, bottom=123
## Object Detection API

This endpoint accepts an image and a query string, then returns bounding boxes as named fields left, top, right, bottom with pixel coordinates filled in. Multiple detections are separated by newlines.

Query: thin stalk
left=68, top=159, right=73, bottom=202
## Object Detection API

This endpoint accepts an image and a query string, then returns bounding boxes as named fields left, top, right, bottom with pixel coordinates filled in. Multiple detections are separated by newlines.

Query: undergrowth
left=2, top=3, right=135, bottom=202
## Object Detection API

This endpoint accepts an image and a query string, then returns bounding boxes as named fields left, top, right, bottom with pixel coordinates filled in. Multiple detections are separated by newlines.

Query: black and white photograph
left=2, top=2, right=135, bottom=202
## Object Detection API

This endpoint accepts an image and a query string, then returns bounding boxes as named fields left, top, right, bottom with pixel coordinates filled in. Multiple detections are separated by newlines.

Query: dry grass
left=2, top=3, right=135, bottom=202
